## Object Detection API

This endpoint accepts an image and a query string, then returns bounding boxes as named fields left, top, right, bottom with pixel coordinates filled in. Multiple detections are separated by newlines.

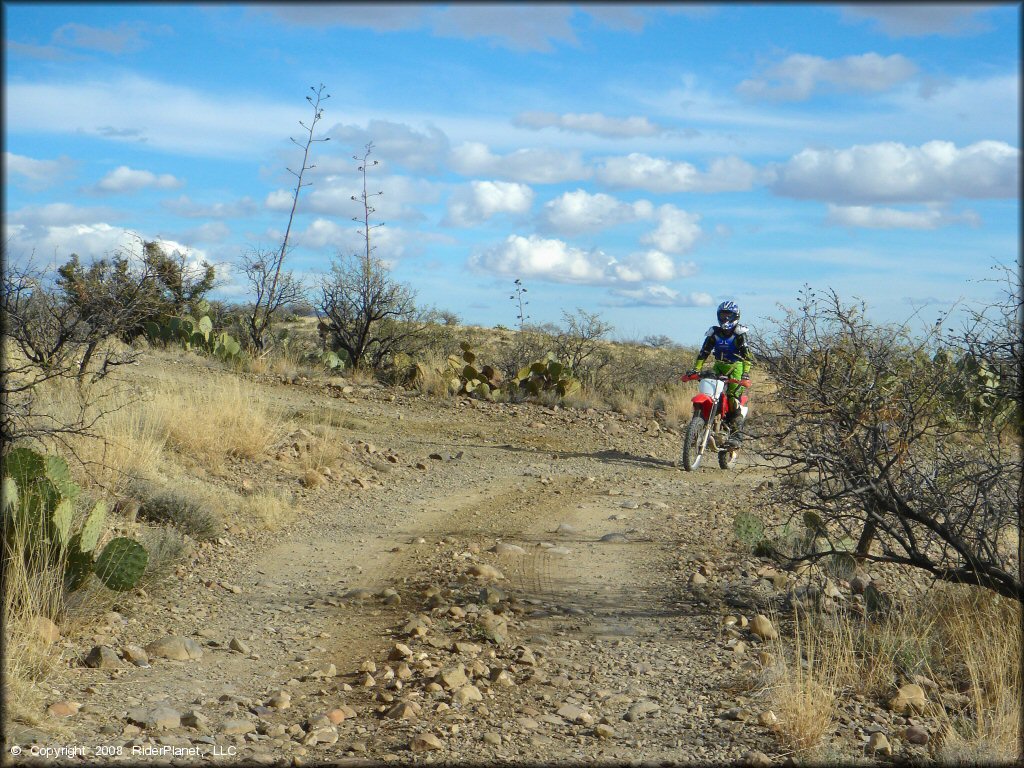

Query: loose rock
left=749, top=615, right=778, bottom=641
left=889, top=683, right=927, bottom=715
left=145, top=635, right=203, bottom=661
left=868, top=732, right=893, bottom=755
left=410, top=733, right=443, bottom=752
left=84, top=645, right=121, bottom=669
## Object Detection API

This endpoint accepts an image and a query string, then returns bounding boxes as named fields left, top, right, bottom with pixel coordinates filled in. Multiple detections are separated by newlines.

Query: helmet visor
left=718, top=309, right=738, bottom=326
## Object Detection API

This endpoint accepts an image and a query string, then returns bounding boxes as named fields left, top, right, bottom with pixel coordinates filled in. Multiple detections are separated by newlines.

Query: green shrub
left=136, top=487, right=221, bottom=541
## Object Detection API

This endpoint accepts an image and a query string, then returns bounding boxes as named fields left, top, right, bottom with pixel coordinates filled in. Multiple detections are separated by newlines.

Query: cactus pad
left=43, top=454, right=79, bottom=502
left=94, top=537, right=148, bottom=592
left=802, top=510, right=826, bottom=536
left=80, top=500, right=107, bottom=552
left=51, top=498, right=73, bottom=547
left=4, top=447, right=46, bottom=489
left=733, top=511, right=766, bottom=548
left=63, top=535, right=94, bottom=592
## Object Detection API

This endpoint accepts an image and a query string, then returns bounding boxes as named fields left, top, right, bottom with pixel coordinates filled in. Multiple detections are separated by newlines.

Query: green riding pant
left=711, top=360, right=746, bottom=419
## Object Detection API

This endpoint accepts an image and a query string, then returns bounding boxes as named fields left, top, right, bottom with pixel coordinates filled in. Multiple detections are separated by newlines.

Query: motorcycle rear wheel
left=681, top=415, right=707, bottom=471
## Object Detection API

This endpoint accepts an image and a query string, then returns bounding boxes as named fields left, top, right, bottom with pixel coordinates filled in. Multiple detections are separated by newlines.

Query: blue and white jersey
left=700, top=325, right=750, bottom=364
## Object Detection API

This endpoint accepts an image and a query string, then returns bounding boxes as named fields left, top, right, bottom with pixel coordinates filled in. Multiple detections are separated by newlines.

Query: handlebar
left=681, top=372, right=749, bottom=387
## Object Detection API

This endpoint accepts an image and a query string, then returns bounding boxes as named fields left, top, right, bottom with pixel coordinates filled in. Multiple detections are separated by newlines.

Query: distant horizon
left=4, top=3, right=1019, bottom=345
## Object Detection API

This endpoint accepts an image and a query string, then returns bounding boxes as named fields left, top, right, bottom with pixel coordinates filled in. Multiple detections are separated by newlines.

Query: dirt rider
left=684, top=300, right=752, bottom=447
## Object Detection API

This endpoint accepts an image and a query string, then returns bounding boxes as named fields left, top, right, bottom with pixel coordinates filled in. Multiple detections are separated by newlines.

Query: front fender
left=692, top=394, right=715, bottom=421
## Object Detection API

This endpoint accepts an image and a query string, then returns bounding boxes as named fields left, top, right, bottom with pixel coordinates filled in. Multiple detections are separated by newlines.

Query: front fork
left=697, top=402, right=721, bottom=455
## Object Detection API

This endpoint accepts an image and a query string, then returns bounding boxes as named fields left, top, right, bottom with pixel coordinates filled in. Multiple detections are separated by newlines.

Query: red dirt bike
left=679, top=371, right=749, bottom=471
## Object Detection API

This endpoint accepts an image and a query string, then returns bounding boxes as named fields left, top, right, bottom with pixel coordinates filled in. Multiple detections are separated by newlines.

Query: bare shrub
left=552, top=308, right=613, bottom=385
left=752, top=287, right=1021, bottom=601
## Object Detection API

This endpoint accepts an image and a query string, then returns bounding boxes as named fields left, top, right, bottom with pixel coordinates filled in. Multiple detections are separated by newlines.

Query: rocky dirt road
left=9, top=372, right=795, bottom=765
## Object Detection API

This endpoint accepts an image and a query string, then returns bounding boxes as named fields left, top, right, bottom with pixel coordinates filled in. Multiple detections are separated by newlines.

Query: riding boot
left=725, top=412, right=744, bottom=448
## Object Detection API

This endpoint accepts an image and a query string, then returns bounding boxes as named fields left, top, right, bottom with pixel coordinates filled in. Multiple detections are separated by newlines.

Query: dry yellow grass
left=238, top=489, right=296, bottom=531
left=606, top=390, right=649, bottom=418
left=771, top=584, right=1021, bottom=761
left=18, top=376, right=166, bottom=497
left=346, top=364, right=378, bottom=385
left=292, top=406, right=351, bottom=473
left=764, top=609, right=839, bottom=758
left=410, top=351, right=454, bottom=397
left=562, top=387, right=608, bottom=411
left=149, top=373, right=286, bottom=467
left=931, top=587, right=1021, bottom=763
left=3, top=501, right=74, bottom=725
left=652, top=384, right=693, bottom=428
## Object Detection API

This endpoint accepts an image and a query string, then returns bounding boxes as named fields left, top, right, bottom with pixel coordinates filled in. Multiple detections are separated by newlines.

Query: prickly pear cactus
left=4, top=446, right=46, bottom=489
left=93, top=537, right=149, bottom=592
left=802, top=510, right=826, bottom=536
left=445, top=342, right=502, bottom=399
left=733, top=511, right=766, bottom=549
left=2, top=447, right=149, bottom=594
left=513, top=353, right=580, bottom=401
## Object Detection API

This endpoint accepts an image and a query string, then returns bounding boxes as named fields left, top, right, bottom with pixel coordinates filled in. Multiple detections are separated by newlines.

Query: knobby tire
left=682, top=415, right=707, bottom=471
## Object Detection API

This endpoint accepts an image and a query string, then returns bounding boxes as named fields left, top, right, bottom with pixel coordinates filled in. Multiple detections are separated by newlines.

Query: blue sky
left=4, top=3, right=1020, bottom=343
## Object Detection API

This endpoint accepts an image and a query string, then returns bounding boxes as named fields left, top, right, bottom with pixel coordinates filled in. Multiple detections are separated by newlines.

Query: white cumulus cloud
left=770, top=140, right=1019, bottom=204
left=514, top=111, right=662, bottom=138
left=183, top=221, right=232, bottom=243
left=263, top=4, right=579, bottom=52
left=163, top=194, right=258, bottom=219
left=539, top=190, right=653, bottom=235
left=444, top=181, right=534, bottom=227
left=610, top=250, right=697, bottom=283
left=738, top=52, right=918, bottom=101
left=4, top=223, right=208, bottom=272
left=470, top=235, right=612, bottom=284
left=265, top=175, right=441, bottom=222
left=93, top=165, right=182, bottom=194
left=595, top=152, right=758, bottom=193
left=641, top=205, right=702, bottom=254
left=6, top=75, right=301, bottom=159
left=450, top=142, right=590, bottom=184
left=7, top=203, right=122, bottom=227
left=293, top=218, right=452, bottom=262
left=469, top=235, right=700, bottom=286
left=826, top=204, right=981, bottom=229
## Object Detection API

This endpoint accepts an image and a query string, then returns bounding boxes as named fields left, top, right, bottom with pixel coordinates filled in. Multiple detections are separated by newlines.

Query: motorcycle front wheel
left=681, top=415, right=707, bottom=471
